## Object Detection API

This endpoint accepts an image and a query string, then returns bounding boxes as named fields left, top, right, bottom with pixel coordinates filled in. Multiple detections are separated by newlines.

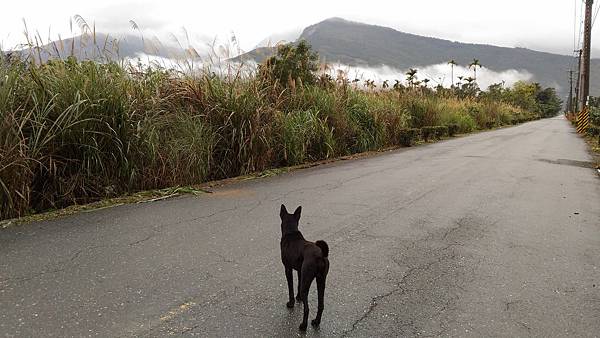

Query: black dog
left=279, top=204, right=329, bottom=331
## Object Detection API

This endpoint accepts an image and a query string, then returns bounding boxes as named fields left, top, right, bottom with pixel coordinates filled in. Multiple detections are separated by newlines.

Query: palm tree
left=382, top=80, right=389, bottom=89
left=406, top=68, right=418, bottom=87
left=422, top=78, right=430, bottom=87
left=448, top=59, right=458, bottom=87
left=469, top=59, right=482, bottom=81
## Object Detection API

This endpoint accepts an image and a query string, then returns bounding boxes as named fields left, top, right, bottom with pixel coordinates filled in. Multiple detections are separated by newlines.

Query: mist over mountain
left=254, top=29, right=302, bottom=49
left=238, top=17, right=599, bottom=98
left=7, top=32, right=197, bottom=63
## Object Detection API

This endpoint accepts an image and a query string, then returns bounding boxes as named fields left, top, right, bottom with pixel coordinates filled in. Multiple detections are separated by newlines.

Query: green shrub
left=398, top=128, right=421, bottom=147
left=447, top=123, right=460, bottom=136
left=421, top=126, right=436, bottom=141
left=452, top=114, right=477, bottom=133
left=434, top=126, right=449, bottom=138
left=590, top=106, right=600, bottom=125
left=421, top=126, right=448, bottom=141
left=587, top=125, right=600, bottom=137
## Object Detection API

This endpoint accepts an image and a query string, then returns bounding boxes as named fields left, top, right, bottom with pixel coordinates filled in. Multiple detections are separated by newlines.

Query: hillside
left=237, top=17, right=600, bottom=97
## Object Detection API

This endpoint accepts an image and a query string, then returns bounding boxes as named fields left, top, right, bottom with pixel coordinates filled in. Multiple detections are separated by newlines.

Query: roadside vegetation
left=0, top=40, right=562, bottom=220
left=586, top=98, right=600, bottom=161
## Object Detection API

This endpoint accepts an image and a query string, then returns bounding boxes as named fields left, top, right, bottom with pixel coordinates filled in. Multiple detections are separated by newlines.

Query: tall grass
left=0, top=54, right=537, bottom=220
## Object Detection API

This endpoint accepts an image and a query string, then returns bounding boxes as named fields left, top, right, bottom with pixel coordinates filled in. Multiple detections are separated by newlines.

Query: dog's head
left=280, top=204, right=302, bottom=235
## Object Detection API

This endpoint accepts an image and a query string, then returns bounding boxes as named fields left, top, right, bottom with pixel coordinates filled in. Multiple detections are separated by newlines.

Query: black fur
left=279, top=204, right=330, bottom=331
left=315, top=240, right=329, bottom=257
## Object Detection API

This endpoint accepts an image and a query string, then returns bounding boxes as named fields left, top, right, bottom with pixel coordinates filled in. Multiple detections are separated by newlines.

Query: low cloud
left=127, top=56, right=536, bottom=92
left=131, top=52, right=256, bottom=77
left=327, top=63, right=534, bottom=89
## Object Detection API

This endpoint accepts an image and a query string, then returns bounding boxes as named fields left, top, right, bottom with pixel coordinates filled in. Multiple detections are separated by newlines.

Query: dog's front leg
left=285, top=267, right=295, bottom=308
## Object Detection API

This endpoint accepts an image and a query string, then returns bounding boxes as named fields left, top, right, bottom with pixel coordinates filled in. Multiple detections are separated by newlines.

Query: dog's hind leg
left=298, top=267, right=315, bottom=331
left=296, top=270, right=302, bottom=302
left=285, top=267, right=295, bottom=308
left=311, top=274, right=326, bottom=327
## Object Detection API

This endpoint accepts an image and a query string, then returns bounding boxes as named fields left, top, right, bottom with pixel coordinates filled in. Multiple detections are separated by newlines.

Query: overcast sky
left=1, top=0, right=598, bottom=58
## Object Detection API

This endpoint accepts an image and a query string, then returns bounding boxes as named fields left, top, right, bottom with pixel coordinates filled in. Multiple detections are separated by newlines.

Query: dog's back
left=280, top=230, right=306, bottom=270
left=281, top=231, right=328, bottom=269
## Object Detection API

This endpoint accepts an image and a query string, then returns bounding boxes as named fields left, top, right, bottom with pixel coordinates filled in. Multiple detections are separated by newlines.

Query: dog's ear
left=293, top=206, right=302, bottom=221
left=280, top=204, right=288, bottom=218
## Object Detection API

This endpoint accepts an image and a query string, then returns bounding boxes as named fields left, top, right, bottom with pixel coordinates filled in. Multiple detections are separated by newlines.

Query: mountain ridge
left=238, top=17, right=599, bottom=97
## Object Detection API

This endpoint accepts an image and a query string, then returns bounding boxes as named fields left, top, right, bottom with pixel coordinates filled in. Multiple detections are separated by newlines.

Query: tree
left=364, top=79, right=376, bottom=90
left=457, top=77, right=480, bottom=98
left=509, top=81, right=539, bottom=112
left=469, top=59, right=482, bottom=81
left=258, top=40, right=319, bottom=87
left=505, top=81, right=562, bottom=117
left=448, top=59, right=458, bottom=87
left=480, top=82, right=507, bottom=101
left=406, top=68, right=418, bottom=87
left=536, top=87, right=562, bottom=117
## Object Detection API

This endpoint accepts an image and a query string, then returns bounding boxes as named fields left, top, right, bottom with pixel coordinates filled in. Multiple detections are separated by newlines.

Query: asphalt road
left=1, top=116, right=599, bottom=337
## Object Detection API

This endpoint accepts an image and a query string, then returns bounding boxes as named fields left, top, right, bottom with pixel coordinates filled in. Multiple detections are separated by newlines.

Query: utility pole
left=575, top=49, right=582, bottom=112
left=567, top=70, right=574, bottom=113
left=579, top=0, right=594, bottom=110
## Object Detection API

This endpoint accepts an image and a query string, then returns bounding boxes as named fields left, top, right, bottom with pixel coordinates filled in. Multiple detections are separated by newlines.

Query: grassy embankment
left=0, top=52, right=540, bottom=221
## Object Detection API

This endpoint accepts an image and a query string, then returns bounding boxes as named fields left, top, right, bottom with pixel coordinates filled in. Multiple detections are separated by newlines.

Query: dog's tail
left=315, top=240, right=329, bottom=257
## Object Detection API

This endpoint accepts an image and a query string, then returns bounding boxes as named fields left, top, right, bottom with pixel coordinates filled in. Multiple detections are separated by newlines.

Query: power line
left=569, top=0, right=585, bottom=72
left=593, top=0, right=600, bottom=27
left=575, top=0, right=580, bottom=51
left=571, top=0, right=584, bottom=71
left=577, top=0, right=585, bottom=50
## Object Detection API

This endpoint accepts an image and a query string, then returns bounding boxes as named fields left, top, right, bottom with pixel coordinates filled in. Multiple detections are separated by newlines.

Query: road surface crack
left=342, top=213, right=488, bottom=337
left=209, top=250, right=238, bottom=264
left=342, top=251, right=455, bottom=337
left=127, top=205, right=242, bottom=247
left=505, top=299, right=522, bottom=311
left=0, top=248, right=84, bottom=289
